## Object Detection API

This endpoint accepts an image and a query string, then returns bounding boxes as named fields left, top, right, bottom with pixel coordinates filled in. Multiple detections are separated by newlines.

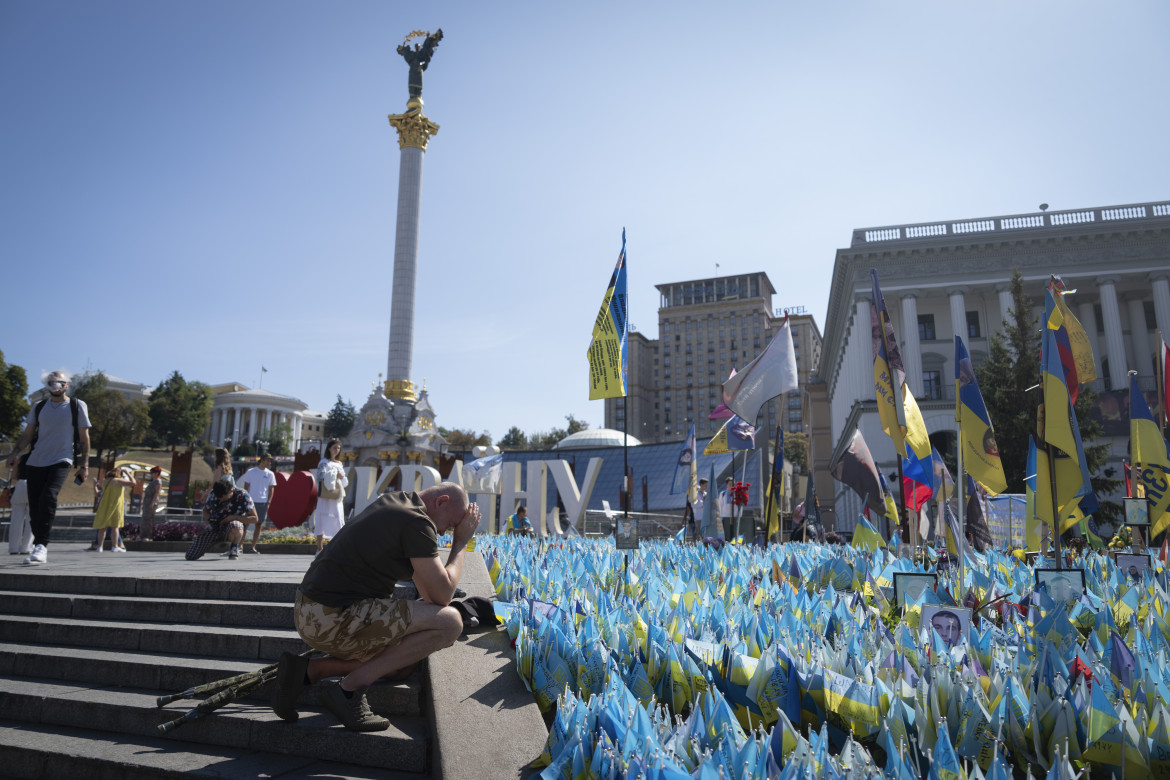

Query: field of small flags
left=478, top=534, right=1168, bottom=780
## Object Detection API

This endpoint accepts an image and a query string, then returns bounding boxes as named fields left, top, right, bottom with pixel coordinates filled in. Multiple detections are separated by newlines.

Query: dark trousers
left=25, top=462, right=70, bottom=547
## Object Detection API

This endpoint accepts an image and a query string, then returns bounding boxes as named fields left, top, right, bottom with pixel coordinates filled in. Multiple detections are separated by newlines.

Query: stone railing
left=851, top=200, right=1170, bottom=247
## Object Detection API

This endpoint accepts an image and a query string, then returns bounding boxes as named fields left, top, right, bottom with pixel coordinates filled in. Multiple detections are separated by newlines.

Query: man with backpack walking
left=5, top=371, right=91, bottom=565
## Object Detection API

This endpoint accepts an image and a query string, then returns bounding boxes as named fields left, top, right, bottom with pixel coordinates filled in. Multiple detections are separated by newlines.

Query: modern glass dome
left=551, top=428, right=642, bottom=450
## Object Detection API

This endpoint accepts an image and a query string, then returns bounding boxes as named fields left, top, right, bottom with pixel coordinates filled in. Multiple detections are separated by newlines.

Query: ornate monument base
left=341, top=381, right=445, bottom=471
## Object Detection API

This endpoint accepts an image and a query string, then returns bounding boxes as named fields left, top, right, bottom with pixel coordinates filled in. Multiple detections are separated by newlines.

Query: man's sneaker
left=228, top=546, right=239, bottom=560
left=271, top=652, right=311, bottom=722
left=24, top=545, right=47, bottom=565
left=321, top=681, right=389, bottom=732
left=244, top=547, right=260, bottom=554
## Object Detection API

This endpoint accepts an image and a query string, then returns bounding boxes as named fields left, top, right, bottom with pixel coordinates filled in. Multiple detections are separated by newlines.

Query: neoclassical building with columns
left=205, top=383, right=309, bottom=452
left=819, top=199, right=1170, bottom=523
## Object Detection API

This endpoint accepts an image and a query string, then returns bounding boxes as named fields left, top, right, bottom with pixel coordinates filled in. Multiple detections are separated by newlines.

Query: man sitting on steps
left=271, top=482, right=479, bottom=732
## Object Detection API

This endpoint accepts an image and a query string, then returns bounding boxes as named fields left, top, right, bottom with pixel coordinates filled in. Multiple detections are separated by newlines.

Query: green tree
left=324, top=395, right=356, bottom=439
left=565, top=414, right=589, bottom=436
left=148, top=371, right=213, bottom=451
left=72, top=373, right=151, bottom=465
left=784, top=431, right=808, bottom=473
left=438, top=427, right=491, bottom=450
left=498, top=426, right=527, bottom=449
left=0, top=351, right=30, bottom=442
left=264, top=422, right=293, bottom=456
left=977, top=270, right=1122, bottom=524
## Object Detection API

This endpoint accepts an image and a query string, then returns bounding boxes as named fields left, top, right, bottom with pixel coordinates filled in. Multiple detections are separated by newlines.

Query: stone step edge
left=0, top=718, right=427, bottom=780
left=0, top=612, right=303, bottom=640
left=0, top=641, right=424, bottom=715
left=0, top=589, right=295, bottom=610
left=0, top=570, right=299, bottom=602
left=1, top=676, right=429, bottom=772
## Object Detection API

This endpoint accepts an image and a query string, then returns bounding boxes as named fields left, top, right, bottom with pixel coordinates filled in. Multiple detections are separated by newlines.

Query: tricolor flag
left=1051, top=275, right=1098, bottom=392
left=955, top=335, right=1007, bottom=495
left=721, top=315, right=798, bottom=425
left=670, top=423, right=697, bottom=498
left=1131, top=372, right=1170, bottom=537
left=586, top=230, right=628, bottom=400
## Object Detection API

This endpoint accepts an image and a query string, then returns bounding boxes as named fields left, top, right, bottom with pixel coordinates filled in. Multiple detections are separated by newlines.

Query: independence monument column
left=385, top=29, right=442, bottom=403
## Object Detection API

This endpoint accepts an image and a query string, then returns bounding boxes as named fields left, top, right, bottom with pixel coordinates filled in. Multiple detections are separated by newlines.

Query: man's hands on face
left=451, top=503, right=480, bottom=547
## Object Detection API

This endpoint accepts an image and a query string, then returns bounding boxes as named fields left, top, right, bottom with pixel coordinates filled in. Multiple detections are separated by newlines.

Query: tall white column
left=1128, top=297, right=1154, bottom=380
left=387, top=145, right=425, bottom=387
left=1076, top=301, right=1104, bottom=382
left=855, top=297, right=871, bottom=402
left=948, top=287, right=968, bottom=345
left=1152, top=273, right=1170, bottom=342
left=900, top=293, right=923, bottom=397
left=1098, top=276, right=1127, bottom=389
left=997, top=283, right=1014, bottom=335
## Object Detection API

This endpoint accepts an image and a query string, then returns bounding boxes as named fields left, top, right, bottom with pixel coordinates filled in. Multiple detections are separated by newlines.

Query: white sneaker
left=112, top=547, right=126, bottom=553
left=24, top=544, right=47, bottom=564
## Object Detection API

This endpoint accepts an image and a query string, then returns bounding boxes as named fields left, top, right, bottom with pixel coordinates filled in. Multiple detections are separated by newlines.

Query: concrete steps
left=0, top=569, right=431, bottom=778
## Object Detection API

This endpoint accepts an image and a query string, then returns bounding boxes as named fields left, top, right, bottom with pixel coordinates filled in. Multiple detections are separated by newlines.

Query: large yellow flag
left=587, top=231, right=628, bottom=400
left=1132, top=373, right=1170, bottom=536
left=704, top=419, right=732, bottom=454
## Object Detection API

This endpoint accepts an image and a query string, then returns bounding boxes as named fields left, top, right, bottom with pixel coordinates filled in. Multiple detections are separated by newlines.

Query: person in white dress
left=314, top=439, right=348, bottom=554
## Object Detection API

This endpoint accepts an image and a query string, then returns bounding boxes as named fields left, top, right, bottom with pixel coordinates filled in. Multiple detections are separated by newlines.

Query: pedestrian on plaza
left=5, top=371, right=91, bottom=565
left=212, top=448, right=235, bottom=486
left=86, top=475, right=103, bottom=550
left=184, top=478, right=256, bottom=561
left=93, top=466, right=135, bottom=552
left=313, top=439, right=348, bottom=554
left=718, top=477, right=735, bottom=540
left=140, top=466, right=163, bottom=540
left=6, top=461, right=32, bottom=556
left=240, top=454, right=276, bottom=554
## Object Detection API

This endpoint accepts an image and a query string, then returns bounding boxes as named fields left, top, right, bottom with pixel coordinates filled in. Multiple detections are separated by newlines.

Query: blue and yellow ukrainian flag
left=955, top=335, right=1007, bottom=495
left=587, top=230, right=628, bottom=400
left=1041, top=287, right=1079, bottom=460
left=852, top=515, right=885, bottom=552
left=1132, top=372, right=1170, bottom=536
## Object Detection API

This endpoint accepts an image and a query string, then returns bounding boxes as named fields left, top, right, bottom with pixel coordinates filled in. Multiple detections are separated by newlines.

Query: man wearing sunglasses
left=5, top=371, right=91, bottom=564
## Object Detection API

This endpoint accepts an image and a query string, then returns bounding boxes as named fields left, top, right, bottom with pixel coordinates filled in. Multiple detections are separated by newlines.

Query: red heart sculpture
left=267, top=470, right=318, bottom=529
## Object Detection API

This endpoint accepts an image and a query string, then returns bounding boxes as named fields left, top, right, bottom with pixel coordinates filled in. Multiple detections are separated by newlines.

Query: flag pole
left=956, top=436, right=966, bottom=596
left=622, top=396, right=629, bottom=519
left=765, top=419, right=783, bottom=546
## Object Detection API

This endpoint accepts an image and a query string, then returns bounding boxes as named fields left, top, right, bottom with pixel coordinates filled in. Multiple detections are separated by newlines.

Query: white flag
left=463, top=453, right=502, bottom=494
left=722, top=314, right=798, bottom=424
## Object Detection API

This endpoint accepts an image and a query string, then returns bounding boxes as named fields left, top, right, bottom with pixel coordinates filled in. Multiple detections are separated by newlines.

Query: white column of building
left=855, top=297, right=872, bottom=401
left=293, top=413, right=303, bottom=451
left=997, top=284, right=1013, bottom=334
left=948, top=286, right=968, bottom=345
left=1098, top=276, right=1128, bottom=389
left=209, top=409, right=219, bottom=444
left=1128, top=297, right=1154, bottom=380
left=1152, top=273, right=1170, bottom=342
left=900, top=293, right=923, bottom=396
left=1076, top=301, right=1104, bottom=381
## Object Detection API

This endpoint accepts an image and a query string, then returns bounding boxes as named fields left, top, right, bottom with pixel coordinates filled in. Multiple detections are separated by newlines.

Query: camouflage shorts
left=293, top=590, right=413, bottom=662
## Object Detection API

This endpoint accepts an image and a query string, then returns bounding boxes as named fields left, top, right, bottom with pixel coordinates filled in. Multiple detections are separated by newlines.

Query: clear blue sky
left=3, top=1, right=1168, bottom=442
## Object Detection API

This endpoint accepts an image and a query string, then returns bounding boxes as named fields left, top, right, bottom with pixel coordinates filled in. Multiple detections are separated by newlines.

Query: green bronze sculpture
left=397, top=29, right=443, bottom=99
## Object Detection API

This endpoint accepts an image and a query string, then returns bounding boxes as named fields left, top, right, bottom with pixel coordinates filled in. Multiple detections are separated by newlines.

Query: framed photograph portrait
left=1125, top=497, right=1151, bottom=528
left=920, top=605, right=971, bottom=650
left=893, top=572, right=938, bottom=608
left=1115, top=552, right=1151, bottom=582
left=614, top=518, right=639, bottom=550
left=1035, top=568, right=1086, bottom=602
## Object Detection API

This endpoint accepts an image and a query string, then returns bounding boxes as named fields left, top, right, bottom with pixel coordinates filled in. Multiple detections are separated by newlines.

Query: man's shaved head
left=419, top=482, right=470, bottom=532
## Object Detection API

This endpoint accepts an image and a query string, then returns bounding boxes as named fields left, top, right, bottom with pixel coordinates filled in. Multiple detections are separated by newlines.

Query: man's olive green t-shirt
left=299, top=491, right=438, bottom=608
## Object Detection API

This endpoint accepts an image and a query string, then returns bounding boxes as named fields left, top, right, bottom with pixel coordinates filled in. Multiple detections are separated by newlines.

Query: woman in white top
left=314, top=438, right=348, bottom=553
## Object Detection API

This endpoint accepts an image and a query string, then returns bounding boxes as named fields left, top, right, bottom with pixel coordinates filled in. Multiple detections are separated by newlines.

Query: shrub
left=151, top=522, right=203, bottom=542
